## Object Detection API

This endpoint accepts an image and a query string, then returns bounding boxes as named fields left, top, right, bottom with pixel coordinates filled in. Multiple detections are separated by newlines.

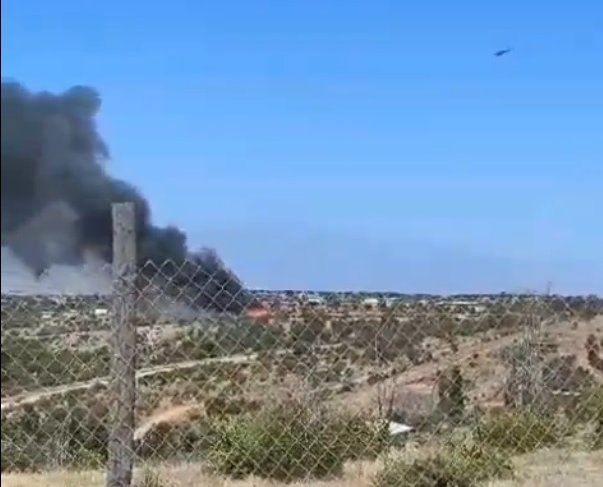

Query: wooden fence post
left=106, top=203, right=137, bottom=487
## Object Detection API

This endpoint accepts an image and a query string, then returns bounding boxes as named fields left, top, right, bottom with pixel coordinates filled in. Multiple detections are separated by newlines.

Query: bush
left=207, top=403, right=388, bottom=481
left=1, top=336, right=111, bottom=394
left=572, top=386, right=603, bottom=423
left=595, top=392, right=603, bottom=450
left=436, top=366, right=467, bottom=424
left=593, top=422, right=603, bottom=450
left=329, top=412, right=390, bottom=461
left=575, top=387, right=603, bottom=450
left=473, top=410, right=563, bottom=453
left=1, top=403, right=108, bottom=473
left=373, top=439, right=513, bottom=487
left=561, top=385, right=603, bottom=449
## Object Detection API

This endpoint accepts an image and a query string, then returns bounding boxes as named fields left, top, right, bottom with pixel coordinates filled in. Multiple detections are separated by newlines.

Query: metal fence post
left=106, top=202, right=137, bottom=487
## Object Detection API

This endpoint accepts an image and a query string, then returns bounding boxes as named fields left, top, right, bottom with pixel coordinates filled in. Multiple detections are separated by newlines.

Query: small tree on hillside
left=437, top=365, right=466, bottom=424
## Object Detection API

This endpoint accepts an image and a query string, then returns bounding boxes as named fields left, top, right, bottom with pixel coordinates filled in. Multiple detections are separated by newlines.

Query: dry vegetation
left=3, top=449, right=602, bottom=487
left=1, top=292, right=602, bottom=485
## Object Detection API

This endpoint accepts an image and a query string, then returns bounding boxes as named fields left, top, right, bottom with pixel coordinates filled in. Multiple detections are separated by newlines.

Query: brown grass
left=3, top=449, right=602, bottom=487
left=486, top=449, right=603, bottom=487
left=1, top=461, right=379, bottom=487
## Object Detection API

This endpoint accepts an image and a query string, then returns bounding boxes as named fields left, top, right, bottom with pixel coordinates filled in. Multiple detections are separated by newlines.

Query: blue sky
left=2, top=0, right=602, bottom=293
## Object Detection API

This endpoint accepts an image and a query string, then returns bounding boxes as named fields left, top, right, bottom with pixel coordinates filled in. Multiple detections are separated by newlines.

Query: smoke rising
left=1, top=80, right=251, bottom=313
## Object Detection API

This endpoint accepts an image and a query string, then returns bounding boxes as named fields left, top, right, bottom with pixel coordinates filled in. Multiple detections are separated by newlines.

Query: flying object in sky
left=494, top=48, right=513, bottom=57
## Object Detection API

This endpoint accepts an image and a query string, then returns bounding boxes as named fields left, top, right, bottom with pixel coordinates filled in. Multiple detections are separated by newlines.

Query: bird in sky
left=494, top=48, right=513, bottom=57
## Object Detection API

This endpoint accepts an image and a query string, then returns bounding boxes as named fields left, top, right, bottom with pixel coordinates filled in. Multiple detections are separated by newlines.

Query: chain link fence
left=2, top=263, right=602, bottom=486
left=1, top=207, right=602, bottom=487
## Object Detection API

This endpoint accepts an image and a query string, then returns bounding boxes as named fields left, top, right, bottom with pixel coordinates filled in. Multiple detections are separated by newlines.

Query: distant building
left=448, top=300, right=486, bottom=313
left=362, top=297, right=380, bottom=309
left=384, top=297, right=398, bottom=308
left=303, top=293, right=325, bottom=306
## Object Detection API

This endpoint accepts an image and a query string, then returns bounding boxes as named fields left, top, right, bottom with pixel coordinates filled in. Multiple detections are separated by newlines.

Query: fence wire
left=1, top=261, right=602, bottom=486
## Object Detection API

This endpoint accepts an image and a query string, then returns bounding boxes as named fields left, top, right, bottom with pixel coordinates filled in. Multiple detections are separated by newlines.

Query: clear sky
left=2, top=0, right=602, bottom=294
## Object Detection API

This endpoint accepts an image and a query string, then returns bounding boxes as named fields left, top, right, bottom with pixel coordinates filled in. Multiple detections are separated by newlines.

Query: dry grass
left=1, top=461, right=379, bottom=487
left=486, top=449, right=603, bottom=487
left=3, top=449, right=602, bottom=487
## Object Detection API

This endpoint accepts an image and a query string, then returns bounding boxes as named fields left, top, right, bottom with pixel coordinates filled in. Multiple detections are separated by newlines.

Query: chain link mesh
left=2, top=261, right=602, bottom=486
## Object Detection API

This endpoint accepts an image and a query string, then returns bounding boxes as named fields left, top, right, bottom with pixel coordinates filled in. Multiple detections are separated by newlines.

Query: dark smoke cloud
left=1, top=80, right=251, bottom=313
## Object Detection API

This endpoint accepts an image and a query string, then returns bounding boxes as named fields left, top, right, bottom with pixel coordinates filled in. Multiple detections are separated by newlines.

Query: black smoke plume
left=1, top=80, right=251, bottom=313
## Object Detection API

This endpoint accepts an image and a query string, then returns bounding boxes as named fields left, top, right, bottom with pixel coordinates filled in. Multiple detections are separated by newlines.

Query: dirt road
left=0, top=352, right=260, bottom=413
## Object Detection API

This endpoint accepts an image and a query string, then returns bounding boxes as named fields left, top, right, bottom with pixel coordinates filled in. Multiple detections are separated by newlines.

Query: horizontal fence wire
left=1, top=260, right=602, bottom=486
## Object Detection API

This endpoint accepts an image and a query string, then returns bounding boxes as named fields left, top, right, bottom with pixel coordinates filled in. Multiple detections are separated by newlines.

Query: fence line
left=1, top=205, right=602, bottom=486
left=106, top=203, right=137, bottom=487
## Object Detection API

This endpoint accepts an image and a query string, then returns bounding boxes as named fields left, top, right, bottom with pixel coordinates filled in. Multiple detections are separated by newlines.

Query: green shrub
left=593, top=421, right=603, bottom=450
left=562, top=386, right=603, bottom=449
left=1, top=403, right=108, bottom=473
left=473, top=410, right=563, bottom=453
left=207, top=403, right=388, bottom=481
left=437, top=366, right=467, bottom=424
left=572, top=386, right=603, bottom=423
left=1, top=336, right=111, bottom=394
left=329, top=412, right=390, bottom=461
left=581, top=388, right=603, bottom=450
left=373, top=439, right=513, bottom=487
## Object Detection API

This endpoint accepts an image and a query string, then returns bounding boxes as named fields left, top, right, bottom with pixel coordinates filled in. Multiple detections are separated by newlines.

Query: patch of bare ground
left=134, top=403, right=206, bottom=444
left=3, top=449, right=602, bottom=487
left=331, top=317, right=603, bottom=415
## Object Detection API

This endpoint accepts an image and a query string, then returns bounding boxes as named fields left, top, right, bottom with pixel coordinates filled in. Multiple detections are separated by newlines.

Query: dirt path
left=0, top=352, right=260, bottom=413
left=1, top=342, right=351, bottom=413
left=134, top=403, right=205, bottom=442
